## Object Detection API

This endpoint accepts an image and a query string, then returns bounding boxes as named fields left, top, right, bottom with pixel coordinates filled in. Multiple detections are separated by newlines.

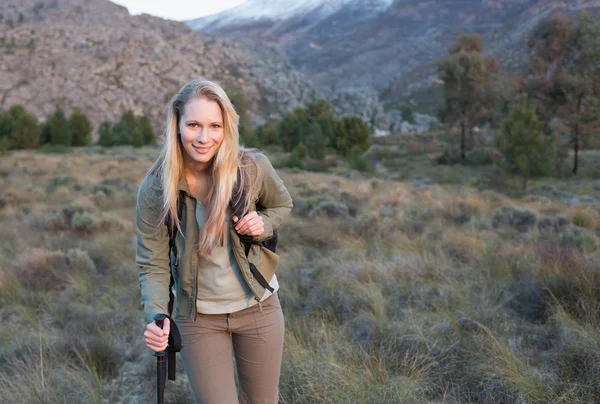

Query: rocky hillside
left=189, top=0, right=600, bottom=119
left=0, top=0, right=314, bottom=139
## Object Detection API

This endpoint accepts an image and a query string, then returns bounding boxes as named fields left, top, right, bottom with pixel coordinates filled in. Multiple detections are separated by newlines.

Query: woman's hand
left=232, top=211, right=264, bottom=241
left=144, top=317, right=170, bottom=352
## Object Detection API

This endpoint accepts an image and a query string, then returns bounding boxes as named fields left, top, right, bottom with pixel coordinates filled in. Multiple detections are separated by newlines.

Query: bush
left=347, top=144, right=369, bottom=172
left=491, top=205, right=537, bottom=232
left=69, top=108, right=92, bottom=146
left=497, top=96, right=555, bottom=191
left=334, top=116, right=371, bottom=157
left=44, top=108, right=71, bottom=146
left=97, top=121, right=113, bottom=147
left=0, top=105, right=41, bottom=149
left=465, top=147, right=501, bottom=166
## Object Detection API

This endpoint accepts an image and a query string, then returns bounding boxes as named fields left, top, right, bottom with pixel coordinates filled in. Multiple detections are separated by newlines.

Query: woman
left=135, top=78, right=293, bottom=403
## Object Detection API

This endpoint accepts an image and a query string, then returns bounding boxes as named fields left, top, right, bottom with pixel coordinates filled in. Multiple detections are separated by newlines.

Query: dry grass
left=0, top=145, right=599, bottom=403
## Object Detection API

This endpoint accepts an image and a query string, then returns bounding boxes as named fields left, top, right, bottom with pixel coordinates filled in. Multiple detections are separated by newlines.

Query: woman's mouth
left=193, top=145, right=211, bottom=154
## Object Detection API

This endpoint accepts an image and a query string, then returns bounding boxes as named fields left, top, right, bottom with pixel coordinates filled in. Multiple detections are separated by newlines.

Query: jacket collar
left=177, top=175, right=193, bottom=198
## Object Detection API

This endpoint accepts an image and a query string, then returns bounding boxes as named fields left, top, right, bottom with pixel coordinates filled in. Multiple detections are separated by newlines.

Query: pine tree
left=334, top=116, right=372, bottom=157
left=69, top=108, right=92, bottom=146
left=137, top=115, right=155, bottom=145
left=97, top=121, right=113, bottom=147
left=497, top=96, right=555, bottom=193
left=46, top=108, right=71, bottom=146
left=436, top=33, right=500, bottom=160
left=528, top=11, right=600, bottom=174
left=8, top=105, right=41, bottom=149
left=131, top=127, right=144, bottom=148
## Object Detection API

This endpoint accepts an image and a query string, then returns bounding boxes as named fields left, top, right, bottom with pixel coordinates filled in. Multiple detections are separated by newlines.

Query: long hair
left=145, top=78, right=263, bottom=255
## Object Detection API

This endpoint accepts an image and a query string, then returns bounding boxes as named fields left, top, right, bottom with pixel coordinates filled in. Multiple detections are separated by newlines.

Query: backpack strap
left=165, top=191, right=184, bottom=317
left=231, top=174, right=275, bottom=293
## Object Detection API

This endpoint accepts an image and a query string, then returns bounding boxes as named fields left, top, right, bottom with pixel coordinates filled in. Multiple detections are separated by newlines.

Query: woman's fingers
left=234, top=212, right=263, bottom=235
left=144, top=320, right=169, bottom=352
left=234, top=211, right=257, bottom=232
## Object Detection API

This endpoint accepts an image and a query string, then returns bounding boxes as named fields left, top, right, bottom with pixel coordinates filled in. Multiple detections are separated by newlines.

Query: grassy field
left=0, top=140, right=599, bottom=403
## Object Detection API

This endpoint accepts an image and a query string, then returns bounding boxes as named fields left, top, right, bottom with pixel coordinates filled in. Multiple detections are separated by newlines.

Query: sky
left=109, top=0, right=247, bottom=21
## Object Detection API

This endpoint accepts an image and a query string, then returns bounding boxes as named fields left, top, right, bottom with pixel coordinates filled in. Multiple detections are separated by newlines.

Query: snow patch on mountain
left=188, top=0, right=394, bottom=30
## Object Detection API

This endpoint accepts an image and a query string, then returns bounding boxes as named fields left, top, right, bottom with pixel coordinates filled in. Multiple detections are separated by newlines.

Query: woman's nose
left=197, top=128, right=207, bottom=142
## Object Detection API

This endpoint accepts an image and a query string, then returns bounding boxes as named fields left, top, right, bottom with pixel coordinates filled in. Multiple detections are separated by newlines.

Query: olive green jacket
left=135, top=153, right=293, bottom=325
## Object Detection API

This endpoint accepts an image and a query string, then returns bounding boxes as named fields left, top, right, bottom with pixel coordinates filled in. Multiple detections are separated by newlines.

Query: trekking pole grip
left=153, top=313, right=167, bottom=358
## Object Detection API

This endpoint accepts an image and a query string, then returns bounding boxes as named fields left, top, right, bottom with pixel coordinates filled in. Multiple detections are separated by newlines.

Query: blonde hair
left=145, top=78, right=263, bottom=255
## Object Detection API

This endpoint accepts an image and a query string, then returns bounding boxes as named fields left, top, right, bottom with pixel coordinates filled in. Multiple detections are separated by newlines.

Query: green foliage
left=45, top=108, right=71, bottom=146
left=287, top=148, right=304, bottom=169
left=528, top=11, right=600, bottom=174
left=497, top=96, right=555, bottom=191
left=137, top=115, right=155, bottom=145
left=0, top=105, right=41, bottom=149
left=436, top=33, right=500, bottom=158
left=97, top=121, right=113, bottom=147
left=259, top=121, right=279, bottom=146
left=240, top=127, right=262, bottom=148
left=69, top=108, right=92, bottom=146
left=228, top=87, right=251, bottom=142
left=334, top=116, right=372, bottom=157
left=305, top=122, right=327, bottom=160
left=277, top=100, right=342, bottom=153
left=131, top=127, right=143, bottom=148
left=295, top=141, right=307, bottom=160
left=278, top=108, right=308, bottom=152
left=111, top=110, right=136, bottom=146
left=401, top=104, right=415, bottom=124
left=347, top=144, right=369, bottom=172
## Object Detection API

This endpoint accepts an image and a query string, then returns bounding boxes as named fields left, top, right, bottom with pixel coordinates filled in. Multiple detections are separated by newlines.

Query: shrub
left=497, top=96, right=555, bottom=192
left=347, top=144, right=369, bottom=172
left=334, top=116, right=371, bottom=157
left=0, top=105, right=41, bottom=149
left=465, top=147, right=501, bottom=166
left=45, top=108, right=72, bottom=146
left=69, top=108, right=92, bottom=146
left=491, top=205, right=537, bottom=232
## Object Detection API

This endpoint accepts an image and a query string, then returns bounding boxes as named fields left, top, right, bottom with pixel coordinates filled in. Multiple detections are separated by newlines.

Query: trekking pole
left=153, top=313, right=168, bottom=404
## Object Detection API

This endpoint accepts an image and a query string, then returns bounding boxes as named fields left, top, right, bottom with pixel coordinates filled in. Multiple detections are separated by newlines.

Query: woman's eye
left=212, top=124, right=221, bottom=129
left=188, top=123, right=198, bottom=128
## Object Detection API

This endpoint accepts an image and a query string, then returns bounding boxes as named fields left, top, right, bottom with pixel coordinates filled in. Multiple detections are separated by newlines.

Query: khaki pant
left=177, top=292, right=285, bottom=404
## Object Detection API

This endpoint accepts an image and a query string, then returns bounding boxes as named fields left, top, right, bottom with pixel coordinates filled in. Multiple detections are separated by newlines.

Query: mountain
left=188, top=0, right=600, bottom=129
left=0, top=0, right=314, bottom=139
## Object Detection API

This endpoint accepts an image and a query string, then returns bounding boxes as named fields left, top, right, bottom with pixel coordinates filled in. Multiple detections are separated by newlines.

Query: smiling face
left=178, top=96, right=225, bottom=173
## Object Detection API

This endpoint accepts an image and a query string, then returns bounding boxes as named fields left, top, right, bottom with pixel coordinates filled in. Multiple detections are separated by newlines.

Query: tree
left=436, top=33, right=500, bottom=160
left=527, top=12, right=600, bottom=174
left=259, top=121, right=279, bottom=146
left=347, top=144, right=369, bottom=172
left=131, top=127, right=144, bottom=148
left=112, top=110, right=136, bottom=145
left=305, top=122, right=327, bottom=160
left=497, top=96, right=555, bottom=193
left=334, top=116, right=372, bottom=157
left=0, top=105, right=41, bottom=149
left=307, top=99, right=337, bottom=147
left=69, top=108, right=92, bottom=146
left=278, top=109, right=308, bottom=152
left=46, top=108, right=71, bottom=145
left=228, top=88, right=251, bottom=142
left=137, top=115, right=155, bottom=145
left=401, top=104, right=415, bottom=124
left=97, top=121, right=113, bottom=147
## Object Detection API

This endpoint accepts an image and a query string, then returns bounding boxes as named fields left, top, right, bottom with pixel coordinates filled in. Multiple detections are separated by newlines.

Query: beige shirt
left=195, top=202, right=279, bottom=314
